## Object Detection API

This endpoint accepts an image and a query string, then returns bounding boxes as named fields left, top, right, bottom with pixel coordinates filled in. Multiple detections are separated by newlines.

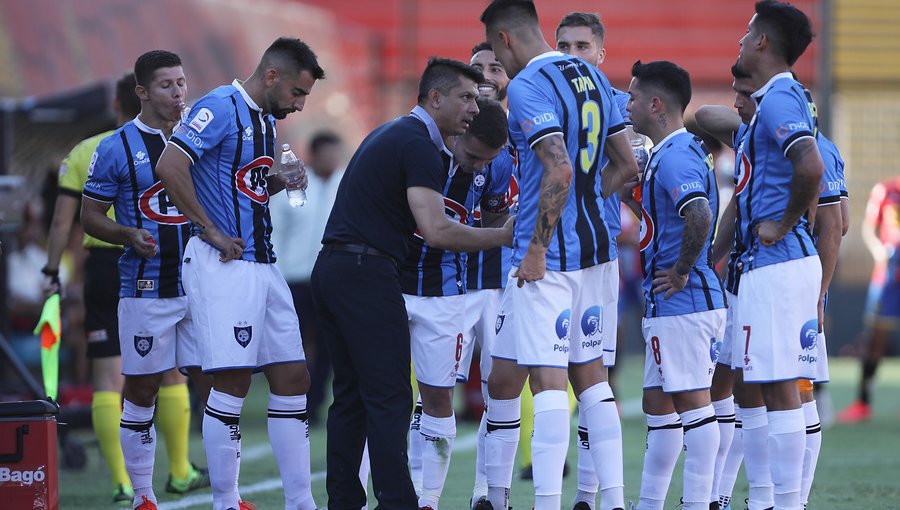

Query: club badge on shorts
left=234, top=322, right=253, bottom=348
left=134, top=335, right=153, bottom=357
left=495, top=314, right=505, bottom=335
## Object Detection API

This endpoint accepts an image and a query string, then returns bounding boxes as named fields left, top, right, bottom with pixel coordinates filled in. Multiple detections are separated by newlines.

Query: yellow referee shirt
left=58, top=131, right=121, bottom=249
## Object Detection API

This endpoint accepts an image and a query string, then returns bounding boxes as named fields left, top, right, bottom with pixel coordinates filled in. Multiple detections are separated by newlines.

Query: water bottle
left=630, top=135, right=649, bottom=202
left=280, top=144, right=307, bottom=207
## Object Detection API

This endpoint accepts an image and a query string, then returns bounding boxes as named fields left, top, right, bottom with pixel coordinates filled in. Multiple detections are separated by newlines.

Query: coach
left=311, top=57, right=513, bottom=510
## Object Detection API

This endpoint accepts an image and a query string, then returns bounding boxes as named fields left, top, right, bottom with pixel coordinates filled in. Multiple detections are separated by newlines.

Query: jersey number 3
left=579, top=100, right=601, bottom=173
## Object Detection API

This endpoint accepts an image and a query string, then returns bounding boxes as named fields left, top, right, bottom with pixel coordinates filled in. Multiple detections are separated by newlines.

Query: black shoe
left=572, top=503, right=592, bottom=510
left=710, top=503, right=720, bottom=510
left=473, top=497, right=494, bottom=510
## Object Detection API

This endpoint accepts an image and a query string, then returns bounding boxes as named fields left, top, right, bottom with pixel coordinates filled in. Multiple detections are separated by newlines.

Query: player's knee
left=419, top=386, right=453, bottom=417
left=568, top=359, right=607, bottom=395
left=487, top=361, right=525, bottom=400
left=213, top=370, right=253, bottom=398
left=264, top=363, right=310, bottom=396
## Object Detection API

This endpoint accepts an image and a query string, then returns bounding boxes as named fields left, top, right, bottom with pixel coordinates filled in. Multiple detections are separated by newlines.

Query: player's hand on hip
left=200, top=227, right=245, bottom=262
left=652, top=266, right=689, bottom=299
left=515, top=245, right=546, bottom=288
left=130, top=228, right=159, bottom=259
left=755, top=220, right=787, bottom=247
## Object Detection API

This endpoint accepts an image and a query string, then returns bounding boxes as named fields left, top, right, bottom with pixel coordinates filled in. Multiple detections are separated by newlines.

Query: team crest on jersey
left=734, top=149, right=752, bottom=195
left=235, top=156, right=274, bottom=204
left=495, top=314, right=505, bottom=335
left=580, top=306, right=602, bottom=337
left=134, top=335, right=153, bottom=357
left=800, top=319, right=818, bottom=350
left=234, top=322, right=252, bottom=348
left=555, top=309, right=572, bottom=341
left=473, top=174, right=486, bottom=188
left=638, top=207, right=654, bottom=252
left=140, top=181, right=189, bottom=224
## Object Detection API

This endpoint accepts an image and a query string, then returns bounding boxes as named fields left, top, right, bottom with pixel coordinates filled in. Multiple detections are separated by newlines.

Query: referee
left=311, top=57, right=513, bottom=510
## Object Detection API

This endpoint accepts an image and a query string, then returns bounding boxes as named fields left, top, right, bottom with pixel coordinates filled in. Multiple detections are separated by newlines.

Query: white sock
left=359, top=441, right=370, bottom=510
left=800, top=401, right=822, bottom=506
left=580, top=382, right=625, bottom=510
left=120, top=400, right=157, bottom=507
left=575, top=409, right=598, bottom=509
left=473, top=404, right=488, bottom=503
left=418, top=412, right=456, bottom=509
left=638, top=412, right=682, bottom=510
left=711, top=396, right=736, bottom=503
left=718, top=406, right=744, bottom=508
left=741, top=406, right=774, bottom=510
left=267, top=393, right=316, bottom=510
left=768, top=408, right=805, bottom=510
left=203, top=388, right=244, bottom=510
left=409, top=396, right=424, bottom=494
left=681, top=405, right=720, bottom=510
left=485, top=396, right=520, bottom=509
left=531, top=390, right=569, bottom=502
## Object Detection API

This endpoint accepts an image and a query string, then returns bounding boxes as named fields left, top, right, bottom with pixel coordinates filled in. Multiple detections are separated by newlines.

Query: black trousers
left=311, top=249, right=417, bottom=510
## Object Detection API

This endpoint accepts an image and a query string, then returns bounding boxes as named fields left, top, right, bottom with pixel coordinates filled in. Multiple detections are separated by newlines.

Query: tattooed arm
left=756, top=138, right=825, bottom=246
left=652, top=199, right=713, bottom=299
left=514, top=134, right=572, bottom=287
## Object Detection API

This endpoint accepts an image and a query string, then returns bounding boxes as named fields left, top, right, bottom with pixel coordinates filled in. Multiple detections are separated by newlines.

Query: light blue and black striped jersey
left=168, top=80, right=277, bottom=263
left=602, top=87, right=632, bottom=262
left=400, top=147, right=512, bottom=296
left=817, top=133, right=848, bottom=207
left=724, top=123, right=752, bottom=295
left=736, top=73, right=818, bottom=273
left=83, top=118, right=191, bottom=298
left=638, top=129, right=725, bottom=318
left=508, top=52, right=626, bottom=272
left=466, top=146, right=518, bottom=291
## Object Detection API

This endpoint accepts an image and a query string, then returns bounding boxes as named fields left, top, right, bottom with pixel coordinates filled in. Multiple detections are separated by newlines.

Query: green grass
left=58, top=357, right=900, bottom=509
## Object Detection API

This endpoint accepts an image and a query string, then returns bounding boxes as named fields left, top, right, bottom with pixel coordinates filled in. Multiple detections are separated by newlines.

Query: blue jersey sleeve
left=759, top=88, right=815, bottom=157
left=612, top=88, right=631, bottom=124
left=606, top=89, right=626, bottom=137
left=82, top=139, right=123, bottom=203
left=509, top=76, right=562, bottom=149
left=817, top=135, right=847, bottom=205
left=482, top=149, right=514, bottom=214
left=169, top=95, right=231, bottom=164
left=656, top=147, right=710, bottom=217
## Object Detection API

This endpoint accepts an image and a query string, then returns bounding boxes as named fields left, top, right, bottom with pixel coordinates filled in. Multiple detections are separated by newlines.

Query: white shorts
left=736, top=256, right=821, bottom=383
left=642, top=309, right=726, bottom=393
left=405, top=294, right=465, bottom=388
left=458, top=288, right=503, bottom=383
left=720, top=292, right=737, bottom=369
left=182, top=238, right=306, bottom=372
left=814, top=331, right=830, bottom=383
left=118, top=296, right=199, bottom=376
left=492, top=262, right=617, bottom=368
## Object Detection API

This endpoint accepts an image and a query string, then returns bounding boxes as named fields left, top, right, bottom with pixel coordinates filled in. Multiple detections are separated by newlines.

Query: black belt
left=323, top=243, right=397, bottom=263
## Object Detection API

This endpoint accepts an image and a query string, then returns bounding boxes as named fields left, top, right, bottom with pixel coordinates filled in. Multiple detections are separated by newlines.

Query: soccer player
left=311, top=57, right=513, bottom=510
left=81, top=50, right=210, bottom=510
left=479, top=2, right=639, bottom=509
left=555, top=12, right=637, bottom=510
left=462, top=42, right=518, bottom=510
left=156, top=38, right=324, bottom=510
left=403, top=97, right=512, bottom=510
left=733, top=2, right=824, bottom=509
left=624, top=60, right=726, bottom=510
left=837, top=176, right=900, bottom=423
left=43, top=72, right=206, bottom=506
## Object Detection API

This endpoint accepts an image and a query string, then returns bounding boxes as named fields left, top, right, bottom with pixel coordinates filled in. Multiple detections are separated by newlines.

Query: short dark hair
left=467, top=98, right=509, bottom=150
left=417, top=57, right=484, bottom=103
left=754, top=1, right=814, bottom=66
left=731, top=63, right=752, bottom=80
left=631, top=60, right=692, bottom=113
left=134, top=50, right=182, bottom=87
left=480, top=0, right=539, bottom=31
left=309, top=130, right=342, bottom=155
left=260, top=37, right=325, bottom=80
left=471, top=41, right=493, bottom=56
left=115, top=73, right=141, bottom=119
left=556, top=12, right=605, bottom=43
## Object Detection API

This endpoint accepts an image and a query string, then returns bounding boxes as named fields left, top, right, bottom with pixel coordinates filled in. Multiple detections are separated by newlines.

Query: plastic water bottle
left=280, top=144, right=307, bottom=207
left=630, top=135, right=649, bottom=202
